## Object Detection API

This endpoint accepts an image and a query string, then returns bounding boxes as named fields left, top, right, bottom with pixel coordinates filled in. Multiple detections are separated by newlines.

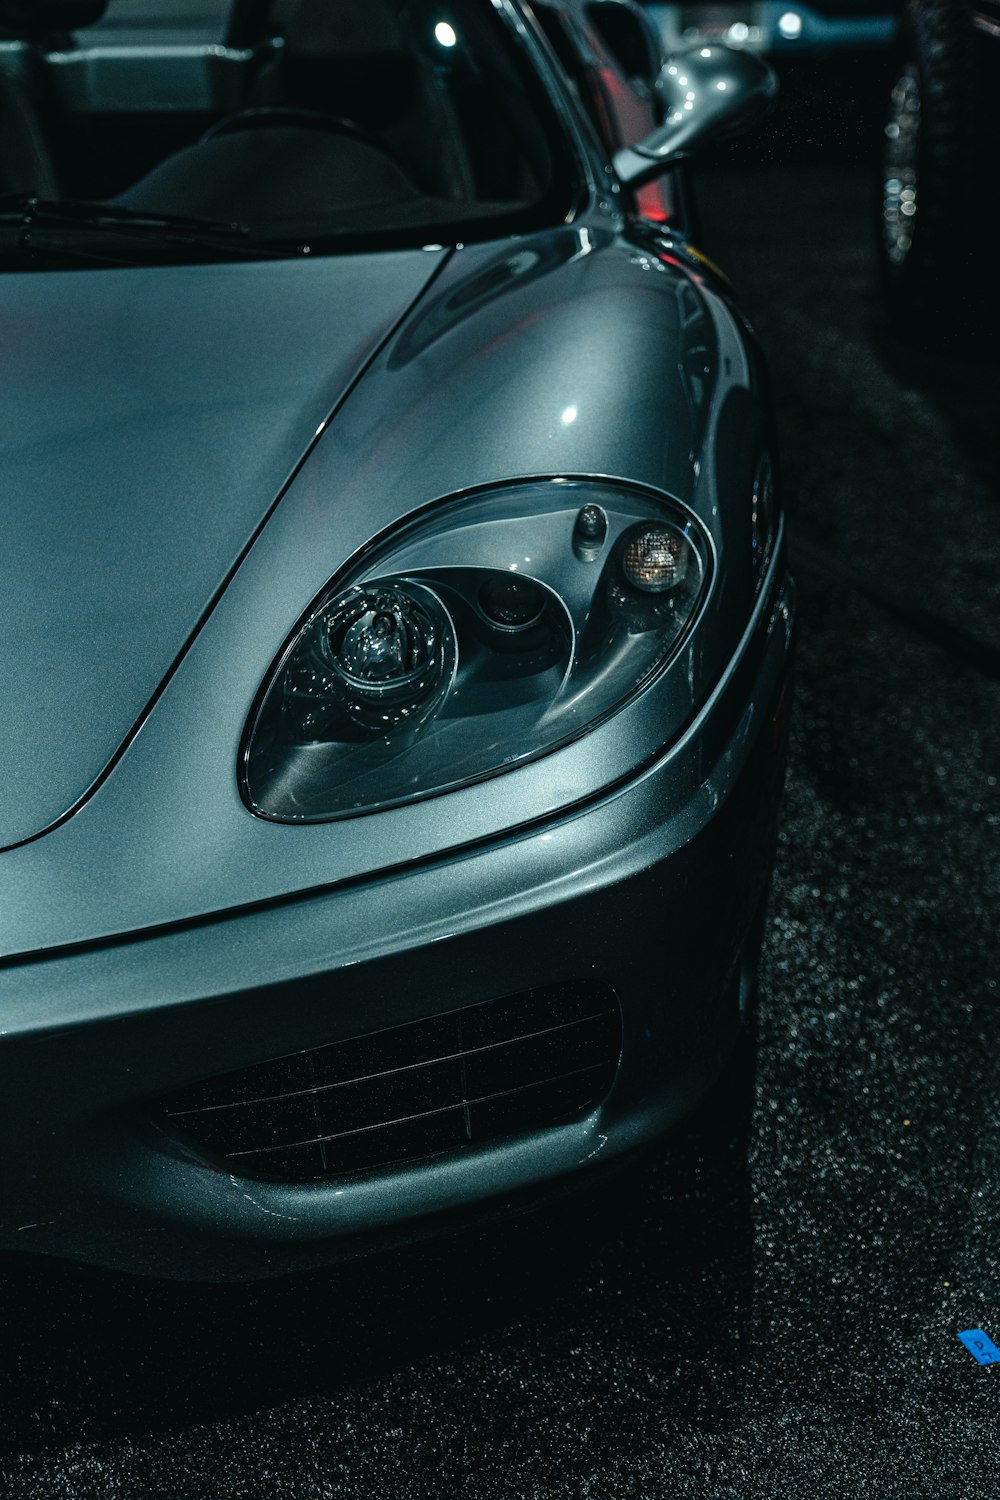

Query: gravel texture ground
left=2, top=98, right=998, bottom=1500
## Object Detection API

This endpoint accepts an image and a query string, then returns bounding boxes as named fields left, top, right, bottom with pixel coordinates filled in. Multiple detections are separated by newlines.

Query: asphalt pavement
left=2, top=98, right=999, bottom=1500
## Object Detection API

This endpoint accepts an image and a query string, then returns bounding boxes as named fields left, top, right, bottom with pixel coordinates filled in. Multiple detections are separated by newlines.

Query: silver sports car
left=0, top=0, right=793, bottom=1279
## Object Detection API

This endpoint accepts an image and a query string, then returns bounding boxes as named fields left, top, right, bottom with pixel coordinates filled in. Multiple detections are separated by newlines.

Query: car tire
left=876, top=0, right=979, bottom=347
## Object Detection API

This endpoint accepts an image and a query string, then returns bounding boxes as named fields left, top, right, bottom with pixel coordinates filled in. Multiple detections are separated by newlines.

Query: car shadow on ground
left=867, top=324, right=1000, bottom=494
left=0, top=1037, right=756, bottom=1454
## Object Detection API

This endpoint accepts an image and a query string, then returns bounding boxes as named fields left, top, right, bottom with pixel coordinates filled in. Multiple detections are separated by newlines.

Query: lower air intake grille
left=155, top=981, right=620, bottom=1183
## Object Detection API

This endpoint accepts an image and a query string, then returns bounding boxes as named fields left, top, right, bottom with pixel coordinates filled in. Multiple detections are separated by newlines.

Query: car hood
left=0, top=247, right=446, bottom=849
left=0, top=223, right=767, bottom=960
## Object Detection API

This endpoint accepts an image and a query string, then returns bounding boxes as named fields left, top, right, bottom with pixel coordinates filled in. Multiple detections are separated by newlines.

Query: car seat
left=114, top=0, right=466, bottom=224
left=0, top=0, right=109, bottom=196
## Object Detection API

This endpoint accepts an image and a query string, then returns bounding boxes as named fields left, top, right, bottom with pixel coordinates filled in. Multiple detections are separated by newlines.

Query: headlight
left=242, top=479, right=711, bottom=821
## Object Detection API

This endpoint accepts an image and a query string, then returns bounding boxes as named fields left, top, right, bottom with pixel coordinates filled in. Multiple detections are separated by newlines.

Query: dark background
left=2, top=52, right=998, bottom=1498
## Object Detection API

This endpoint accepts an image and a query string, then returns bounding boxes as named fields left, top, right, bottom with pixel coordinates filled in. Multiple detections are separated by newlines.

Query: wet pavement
left=2, top=121, right=999, bottom=1500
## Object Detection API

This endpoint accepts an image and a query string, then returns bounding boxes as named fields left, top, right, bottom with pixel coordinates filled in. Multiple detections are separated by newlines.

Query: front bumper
left=0, top=565, right=794, bottom=1281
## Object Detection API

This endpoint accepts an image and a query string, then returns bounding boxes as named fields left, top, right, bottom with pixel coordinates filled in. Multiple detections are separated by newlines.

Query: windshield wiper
left=0, top=194, right=250, bottom=235
left=0, top=195, right=287, bottom=259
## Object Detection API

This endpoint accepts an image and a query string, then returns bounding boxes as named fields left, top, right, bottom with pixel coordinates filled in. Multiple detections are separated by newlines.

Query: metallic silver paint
left=0, top=249, right=446, bottom=849
left=0, top=558, right=792, bottom=1279
left=1, top=222, right=767, bottom=957
left=0, top=0, right=793, bottom=1278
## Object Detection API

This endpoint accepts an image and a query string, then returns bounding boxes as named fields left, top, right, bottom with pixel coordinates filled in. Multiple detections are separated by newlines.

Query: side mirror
left=613, top=44, right=778, bottom=186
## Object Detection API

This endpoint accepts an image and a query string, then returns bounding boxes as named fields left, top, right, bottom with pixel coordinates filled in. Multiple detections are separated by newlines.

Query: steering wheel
left=202, top=107, right=397, bottom=161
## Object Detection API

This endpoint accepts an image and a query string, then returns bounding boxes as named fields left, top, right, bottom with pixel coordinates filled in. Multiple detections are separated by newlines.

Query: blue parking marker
left=957, top=1330, right=1000, bottom=1365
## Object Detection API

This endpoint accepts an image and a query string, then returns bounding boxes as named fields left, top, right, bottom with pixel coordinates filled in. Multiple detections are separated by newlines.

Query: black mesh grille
left=155, top=982, right=620, bottom=1183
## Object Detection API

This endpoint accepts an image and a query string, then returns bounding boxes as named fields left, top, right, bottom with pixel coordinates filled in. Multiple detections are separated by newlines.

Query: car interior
left=0, top=0, right=575, bottom=242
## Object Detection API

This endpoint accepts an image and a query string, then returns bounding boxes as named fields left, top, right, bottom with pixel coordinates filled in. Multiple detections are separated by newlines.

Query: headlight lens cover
left=242, top=479, right=711, bottom=821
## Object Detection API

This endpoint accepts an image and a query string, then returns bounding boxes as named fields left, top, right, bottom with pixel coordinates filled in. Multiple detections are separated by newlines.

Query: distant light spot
left=434, top=20, right=457, bottom=47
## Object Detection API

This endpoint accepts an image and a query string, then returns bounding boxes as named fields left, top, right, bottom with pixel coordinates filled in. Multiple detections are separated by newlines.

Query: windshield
left=0, top=0, right=582, bottom=264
